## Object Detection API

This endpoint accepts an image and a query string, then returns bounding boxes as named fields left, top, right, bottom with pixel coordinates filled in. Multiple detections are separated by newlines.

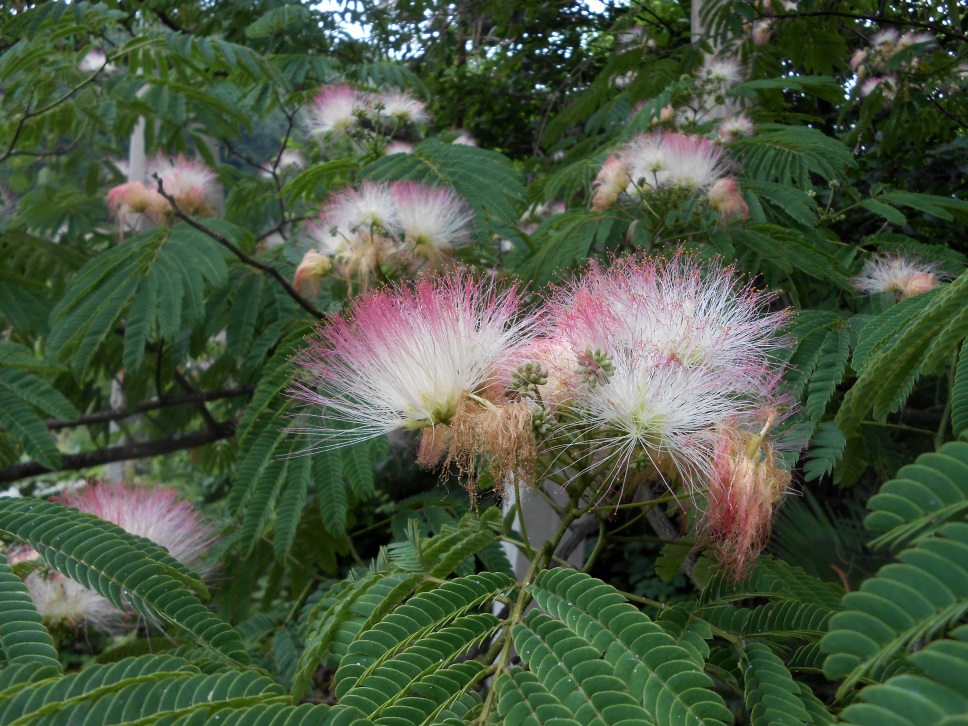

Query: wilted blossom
left=293, top=250, right=333, bottom=298
left=703, top=417, right=791, bottom=577
left=591, top=155, right=631, bottom=213
left=17, top=483, right=217, bottom=632
left=290, top=274, right=539, bottom=482
left=852, top=254, right=943, bottom=299
left=533, top=254, right=790, bottom=494
left=708, top=177, right=749, bottom=223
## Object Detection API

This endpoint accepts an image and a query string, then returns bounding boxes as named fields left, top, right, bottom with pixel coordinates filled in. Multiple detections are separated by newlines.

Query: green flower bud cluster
left=578, top=348, right=614, bottom=387
left=531, top=405, right=555, bottom=437
left=507, top=361, right=548, bottom=397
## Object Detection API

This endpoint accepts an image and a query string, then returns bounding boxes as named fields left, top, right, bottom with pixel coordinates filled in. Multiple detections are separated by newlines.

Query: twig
left=45, top=386, right=254, bottom=431
left=0, top=422, right=236, bottom=484
left=152, top=175, right=325, bottom=320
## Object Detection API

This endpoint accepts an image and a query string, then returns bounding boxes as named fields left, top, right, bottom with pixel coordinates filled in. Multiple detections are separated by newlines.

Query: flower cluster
left=107, top=154, right=218, bottom=227
left=14, top=483, right=216, bottom=632
left=305, top=84, right=430, bottom=137
left=852, top=254, right=944, bottom=300
left=850, top=29, right=934, bottom=101
left=293, top=181, right=473, bottom=294
left=292, top=254, right=792, bottom=574
left=591, top=132, right=746, bottom=222
left=291, top=274, right=539, bottom=485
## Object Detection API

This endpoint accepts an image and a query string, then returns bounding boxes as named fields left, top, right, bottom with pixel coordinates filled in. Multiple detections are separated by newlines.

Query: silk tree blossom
left=375, top=90, right=430, bottom=124
left=622, top=132, right=729, bottom=197
left=852, top=254, right=943, bottom=299
left=537, top=254, right=790, bottom=492
left=297, top=181, right=475, bottom=291
left=290, top=274, right=540, bottom=451
left=17, top=483, right=217, bottom=632
left=391, top=181, right=473, bottom=258
left=148, top=155, right=218, bottom=217
left=697, top=55, right=745, bottom=90
left=717, top=114, right=754, bottom=143
left=106, top=155, right=218, bottom=228
left=385, top=141, right=414, bottom=155
left=325, top=183, right=399, bottom=233
left=306, top=84, right=366, bottom=135
left=703, top=418, right=791, bottom=577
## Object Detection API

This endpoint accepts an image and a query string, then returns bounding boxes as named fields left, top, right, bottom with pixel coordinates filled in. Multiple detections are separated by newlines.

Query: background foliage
left=1, top=0, right=967, bottom=723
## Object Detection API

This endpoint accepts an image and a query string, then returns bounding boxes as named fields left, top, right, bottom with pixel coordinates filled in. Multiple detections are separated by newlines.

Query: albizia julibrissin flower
left=106, top=155, right=218, bottom=226
left=591, top=132, right=730, bottom=212
left=852, top=254, right=943, bottom=300
left=702, top=418, right=791, bottom=577
left=290, top=274, right=540, bottom=480
left=17, top=483, right=217, bottom=632
left=535, top=254, right=790, bottom=492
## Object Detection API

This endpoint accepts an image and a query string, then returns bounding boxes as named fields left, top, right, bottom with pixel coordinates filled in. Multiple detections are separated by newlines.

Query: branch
left=45, top=386, right=255, bottom=431
left=0, top=422, right=236, bottom=484
left=152, top=175, right=325, bottom=320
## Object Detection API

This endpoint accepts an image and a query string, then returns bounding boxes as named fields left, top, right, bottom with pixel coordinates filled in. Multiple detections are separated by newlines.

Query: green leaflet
left=743, top=642, right=833, bottom=725
left=48, top=224, right=229, bottom=376
left=0, top=656, right=286, bottom=725
left=839, top=272, right=968, bottom=435
left=865, top=441, right=968, bottom=551
left=525, top=568, right=731, bottom=726
left=0, top=552, right=61, bottom=670
left=822, top=518, right=968, bottom=696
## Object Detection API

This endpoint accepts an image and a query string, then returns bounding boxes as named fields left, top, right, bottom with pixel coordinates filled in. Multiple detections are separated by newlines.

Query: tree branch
left=0, top=422, right=236, bottom=484
left=152, top=175, right=325, bottom=320
left=45, top=386, right=254, bottom=431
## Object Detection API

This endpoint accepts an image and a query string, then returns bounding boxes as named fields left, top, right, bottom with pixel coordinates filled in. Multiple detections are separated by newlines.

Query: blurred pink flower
left=19, top=483, right=217, bottom=632
left=852, top=254, right=943, bottom=299
left=306, top=84, right=365, bottom=135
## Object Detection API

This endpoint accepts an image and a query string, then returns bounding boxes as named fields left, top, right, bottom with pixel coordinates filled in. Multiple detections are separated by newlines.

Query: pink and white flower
left=717, top=114, right=755, bottom=143
left=852, top=254, right=943, bottom=299
left=390, top=181, right=472, bottom=257
left=623, top=132, right=729, bottom=195
left=375, top=90, right=430, bottom=124
left=306, top=84, right=366, bottom=135
left=290, top=274, right=539, bottom=449
left=148, top=155, right=218, bottom=217
left=541, top=254, right=789, bottom=490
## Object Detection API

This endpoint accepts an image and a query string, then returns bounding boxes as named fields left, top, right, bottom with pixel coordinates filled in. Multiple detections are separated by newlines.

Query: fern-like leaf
left=0, top=499, right=247, bottom=664
left=0, top=552, right=61, bottom=669
left=526, top=568, right=732, bottom=726
left=821, top=522, right=968, bottom=696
